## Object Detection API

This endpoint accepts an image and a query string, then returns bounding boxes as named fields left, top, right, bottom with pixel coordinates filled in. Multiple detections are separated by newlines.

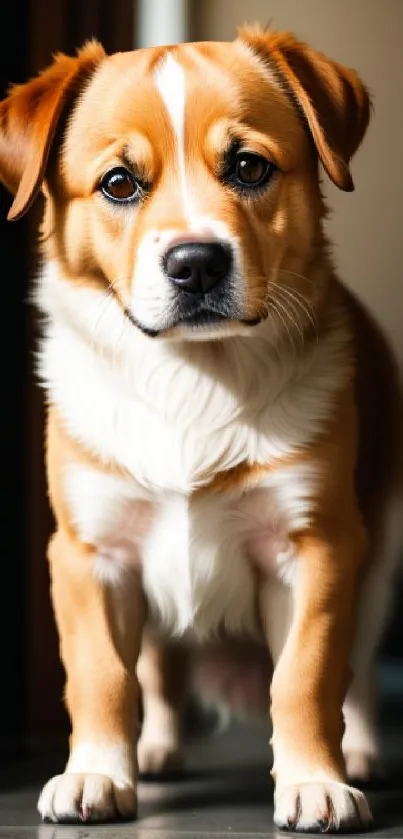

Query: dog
left=0, top=25, right=402, bottom=833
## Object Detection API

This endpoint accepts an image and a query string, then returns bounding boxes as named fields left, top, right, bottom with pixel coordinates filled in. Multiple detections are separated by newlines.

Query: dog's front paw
left=274, top=780, right=373, bottom=833
left=38, top=773, right=137, bottom=823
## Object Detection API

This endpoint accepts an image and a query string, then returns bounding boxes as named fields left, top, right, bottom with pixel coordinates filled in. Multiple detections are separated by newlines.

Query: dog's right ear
left=0, top=40, right=105, bottom=221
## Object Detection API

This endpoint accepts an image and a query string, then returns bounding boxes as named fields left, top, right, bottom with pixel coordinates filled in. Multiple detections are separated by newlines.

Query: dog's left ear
left=238, top=26, right=371, bottom=191
left=0, top=40, right=105, bottom=221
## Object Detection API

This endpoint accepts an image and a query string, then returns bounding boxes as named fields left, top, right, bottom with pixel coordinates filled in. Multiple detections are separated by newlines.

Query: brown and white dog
left=0, top=26, right=402, bottom=832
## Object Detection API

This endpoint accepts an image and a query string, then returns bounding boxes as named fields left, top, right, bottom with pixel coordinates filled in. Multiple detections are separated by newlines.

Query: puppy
left=1, top=27, right=402, bottom=833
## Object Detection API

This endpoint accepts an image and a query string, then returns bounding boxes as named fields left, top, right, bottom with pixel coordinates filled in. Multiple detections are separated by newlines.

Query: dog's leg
left=343, top=667, right=378, bottom=783
left=137, top=634, right=189, bottom=776
left=38, top=529, right=145, bottom=823
left=260, top=525, right=373, bottom=833
left=343, top=496, right=402, bottom=782
left=342, top=565, right=382, bottom=782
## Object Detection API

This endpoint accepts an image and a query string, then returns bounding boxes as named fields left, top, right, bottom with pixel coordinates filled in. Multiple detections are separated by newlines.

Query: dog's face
left=56, top=42, right=321, bottom=340
left=0, top=30, right=370, bottom=342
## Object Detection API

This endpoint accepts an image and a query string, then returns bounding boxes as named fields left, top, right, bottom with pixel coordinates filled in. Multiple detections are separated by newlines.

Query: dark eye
left=100, top=167, right=140, bottom=203
left=224, top=149, right=276, bottom=193
left=236, top=152, right=270, bottom=185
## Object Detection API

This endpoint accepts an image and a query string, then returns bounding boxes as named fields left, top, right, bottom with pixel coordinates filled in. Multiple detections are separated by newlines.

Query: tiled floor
left=1, top=664, right=403, bottom=839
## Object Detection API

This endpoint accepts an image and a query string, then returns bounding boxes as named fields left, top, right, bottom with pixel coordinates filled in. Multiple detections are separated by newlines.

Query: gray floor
left=1, top=664, right=403, bottom=839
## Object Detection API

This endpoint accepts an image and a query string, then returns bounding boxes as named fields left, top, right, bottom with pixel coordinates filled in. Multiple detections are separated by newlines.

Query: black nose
left=163, top=241, right=232, bottom=294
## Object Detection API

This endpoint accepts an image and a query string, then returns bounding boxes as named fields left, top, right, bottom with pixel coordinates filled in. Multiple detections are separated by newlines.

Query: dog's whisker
left=271, top=286, right=306, bottom=345
left=278, top=268, right=316, bottom=287
left=266, top=279, right=318, bottom=342
left=293, top=294, right=317, bottom=332
left=258, top=278, right=302, bottom=342
left=267, top=298, right=297, bottom=356
left=280, top=283, right=317, bottom=321
left=280, top=287, right=319, bottom=345
left=273, top=284, right=318, bottom=343
left=273, top=295, right=303, bottom=352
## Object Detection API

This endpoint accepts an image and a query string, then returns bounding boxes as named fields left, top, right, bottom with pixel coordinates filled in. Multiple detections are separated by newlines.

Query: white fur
left=66, top=461, right=309, bottom=638
left=66, top=467, right=151, bottom=585
left=65, top=467, right=150, bottom=546
left=155, top=53, right=193, bottom=219
left=142, top=491, right=258, bottom=637
left=66, top=741, right=134, bottom=785
left=130, top=230, right=177, bottom=333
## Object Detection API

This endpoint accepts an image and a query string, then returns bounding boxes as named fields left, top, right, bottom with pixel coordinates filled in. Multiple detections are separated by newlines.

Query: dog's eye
left=100, top=168, right=140, bottom=203
left=235, top=152, right=273, bottom=187
left=223, top=149, right=276, bottom=194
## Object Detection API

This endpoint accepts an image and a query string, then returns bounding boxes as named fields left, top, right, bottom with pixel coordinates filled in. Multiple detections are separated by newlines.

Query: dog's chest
left=67, top=465, right=300, bottom=638
left=43, top=311, right=347, bottom=636
left=41, top=324, right=329, bottom=495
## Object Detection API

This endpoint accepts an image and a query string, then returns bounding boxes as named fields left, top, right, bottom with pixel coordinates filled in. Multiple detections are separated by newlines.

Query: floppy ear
left=238, top=26, right=371, bottom=191
left=0, top=40, right=105, bottom=221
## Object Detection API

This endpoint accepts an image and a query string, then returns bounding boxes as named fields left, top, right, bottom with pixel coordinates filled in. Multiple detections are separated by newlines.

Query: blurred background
left=1, top=0, right=402, bottom=759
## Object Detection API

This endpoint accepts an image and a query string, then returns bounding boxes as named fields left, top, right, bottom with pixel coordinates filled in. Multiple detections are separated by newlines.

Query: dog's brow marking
left=154, top=53, right=194, bottom=219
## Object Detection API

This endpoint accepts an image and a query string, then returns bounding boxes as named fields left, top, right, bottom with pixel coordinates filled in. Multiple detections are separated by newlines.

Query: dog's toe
left=38, top=773, right=137, bottom=823
left=274, top=780, right=373, bottom=833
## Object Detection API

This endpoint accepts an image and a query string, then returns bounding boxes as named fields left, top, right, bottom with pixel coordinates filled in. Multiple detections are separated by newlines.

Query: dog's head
left=0, top=29, right=370, bottom=341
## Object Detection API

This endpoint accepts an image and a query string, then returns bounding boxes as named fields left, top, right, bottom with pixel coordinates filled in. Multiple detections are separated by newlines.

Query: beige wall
left=194, top=0, right=403, bottom=363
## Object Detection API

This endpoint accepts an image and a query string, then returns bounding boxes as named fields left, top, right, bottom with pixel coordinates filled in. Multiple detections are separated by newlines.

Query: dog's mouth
left=124, top=288, right=262, bottom=338
left=125, top=306, right=234, bottom=338
left=125, top=305, right=261, bottom=338
left=176, top=309, right=229, bottom=328
left=175, top=305, right=262, bottom=330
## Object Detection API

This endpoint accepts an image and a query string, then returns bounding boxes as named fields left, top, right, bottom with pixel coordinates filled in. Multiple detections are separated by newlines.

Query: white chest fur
left=67, top=464, right=306, bottom=638
left=38, top=264, right=350, bottom=637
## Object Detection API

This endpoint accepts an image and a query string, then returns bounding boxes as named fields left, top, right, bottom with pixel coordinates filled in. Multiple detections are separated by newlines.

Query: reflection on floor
left=1, top=662, right=402, bottom=838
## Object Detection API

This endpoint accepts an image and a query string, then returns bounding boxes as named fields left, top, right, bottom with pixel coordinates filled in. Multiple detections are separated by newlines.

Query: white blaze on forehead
left=154, top=52, right=194, bottom=219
